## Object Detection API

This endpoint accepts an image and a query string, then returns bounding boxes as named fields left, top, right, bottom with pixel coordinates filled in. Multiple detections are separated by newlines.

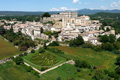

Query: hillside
left=1, top=9, right=120, bottom=16
left=0, top=36, right=22, bottom=60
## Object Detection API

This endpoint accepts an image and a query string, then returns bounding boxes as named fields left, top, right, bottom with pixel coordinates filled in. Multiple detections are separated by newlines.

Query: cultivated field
left=23, top=50, right=66, bottom=70
left=51, top=46, right=117, bottom=70
left=0, top=37, right=22, bottom=60
left=40, top=46, right=117, bottom=80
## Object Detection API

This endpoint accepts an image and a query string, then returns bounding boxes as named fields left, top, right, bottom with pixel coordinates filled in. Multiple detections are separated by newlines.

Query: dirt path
left=24, top=60, right=75, bottom=75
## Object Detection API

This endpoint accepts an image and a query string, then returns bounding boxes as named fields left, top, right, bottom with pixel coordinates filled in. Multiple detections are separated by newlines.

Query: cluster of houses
left=0, top=12, right=119, bottom=45
left=42, top=12, right=116, bottom=45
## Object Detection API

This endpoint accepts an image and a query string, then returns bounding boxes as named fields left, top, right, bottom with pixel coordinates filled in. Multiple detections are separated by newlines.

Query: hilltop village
left=0, top=12, right=118, bottom=45
left=1, top=12, right=120, bottom=80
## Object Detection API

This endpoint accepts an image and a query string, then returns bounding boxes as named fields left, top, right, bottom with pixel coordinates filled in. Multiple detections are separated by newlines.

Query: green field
left=40, top=64, right=95, bottom=80
left=23, top=50, right=66, bottom=70
left=40, top=46, right=118, bottom=80
left=52, top=46, right=117, bottom=70
left=0, top=37, right=22, bottom=60
left=0, top=61, right=39, bottom=80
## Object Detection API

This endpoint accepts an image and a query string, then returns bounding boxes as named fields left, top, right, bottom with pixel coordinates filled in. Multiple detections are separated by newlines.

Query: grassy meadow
left=0, top=61, right=39, bottom=80
left=40, top=46, right=118, bottom=80
left=52, top=46, right=117, bottom=70
left=0, top=37, right=22, bottom=60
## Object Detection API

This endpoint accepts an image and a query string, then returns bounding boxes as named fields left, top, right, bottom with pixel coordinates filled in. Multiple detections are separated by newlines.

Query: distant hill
left=1, top=9, right=120, bottom=16
left=90, top=12, right=120, bottom=18
left=77, top=9, right=120, bottom=15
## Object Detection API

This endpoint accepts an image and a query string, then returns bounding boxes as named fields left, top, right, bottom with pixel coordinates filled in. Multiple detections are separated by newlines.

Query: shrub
left=93, top=45, right=102, bottom=52
left=26, top=66, right=33, bottom=72
left=82, top=42, right=94, bottom=48
left=39, top=48, right=45, bottom=53
left=49, top=41, right=59, bottom=46
left=102, top=42, right=114, bottom=51
left=78, top=72, right=82, bottom=77
left=20, top=46, right=28, bottom=51
left=69, top=35, right=84, bottom=47
left=9, top=56, right=14, bottom=60
left=56, top=76, right=61, bottom=80
left=113, top=50, right=120, bottom=55
left=113, top=42, right=120, bottom=50
left=24, top=52, right=28, bottom=56
left=115, top=56, right=120, bottom=66
left=19, top=54, right=24, bottom=57
left=115, top=67, right=120, bottom=74
left=31, top=70, right=40, bottom=78
left=31, top=49, right=35, bottom=53
left=47, top=48, right=64, bottom=54
left=77, top=68, right=81, bottom=72
left=13, top=56, right=23, bottom=65
left=41, top=67, right=48, bottom=71
left=75, top=60, right=90, bottom=68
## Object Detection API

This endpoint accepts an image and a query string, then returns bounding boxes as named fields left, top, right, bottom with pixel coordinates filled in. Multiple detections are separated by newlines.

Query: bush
left=78, top=72, right=82, bottom=77
left=82, top=42, right=94, bottom=48
left=24, top=52, right=28, bottom=56
left=77, top=68, right=81, bottom=72
left=39, top=48, right=45, bottom=53
left=75, top=60, right=90, bottom=68
left=93, top=45, right=102, bottom=52
left=31, top=49, right=35, bottom=53
left=31, top=70, right=40, bottom=78
left=49, top=41, right=59, bottom=46
left=115, top=56, right=120, bottom=66
left=47, top=48, right=64, bottom=54
left=13, top=56, right=23, bottom=65
left=115, top=67, right=120, bottom=74
left=113, top=50, right=120, bottom=55
left=20, top=46, right=28, bottom=51
left=69, top=35, right=84, bottom=47
left=102, top=42, right=114, bottom=51
left=41, top=67, right=48, bottom=71
left=19, top=54, right=24, bottom=57
left=26, top=66, right=33, bottom=72
left=56, top=76, right=61, bottom=80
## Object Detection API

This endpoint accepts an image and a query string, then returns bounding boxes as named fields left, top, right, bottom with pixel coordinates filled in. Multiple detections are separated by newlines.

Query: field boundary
left=24, top=60, right=75, bottom=75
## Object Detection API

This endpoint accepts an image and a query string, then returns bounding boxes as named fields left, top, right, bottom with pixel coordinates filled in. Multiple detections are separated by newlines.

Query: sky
left=0, top=0, right=120, bottom=11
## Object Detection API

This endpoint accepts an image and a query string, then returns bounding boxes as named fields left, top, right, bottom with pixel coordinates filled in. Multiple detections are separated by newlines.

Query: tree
left=93, top=45, right=102, bottom=52
left=102, top=42, right=114, bottom=51
left=113, top=42, right=120, bottom=50
left=40, top=27, right=44, bottom=33
left=115, top=66, right=120, bottom=74
left=74, top=35, right=84, bottom=46
left=0, top=26, right=5, bottom=34
left=102, top=22, right=107, bottom=26
left=13, top=56, right=23, bottom=65
left=42, top=12, right=50, bottom=18
left=39, top=48, right=45, bottom=53
left=56, top=77, right=61, bottom=80
left=106, top=27, right=110, bottom=31
left=78, top=72, right=82, bottom=77
left=100, top=35, right=109, bottom=43
left=49, top=41, right=59, bottom=46
left=24, top=52, right=28, bottom=56
left=109, top=34, right=116, bottom=43
left=43, top=42, right=47, bottom=49
left=117, top=37, right=120, bottom=42
left=69, top=35, right=84, bottom=47
left=31, top=49, right=35, bottom=53
left=115, top=56, right=120, bottom=66
left=93, top=70, right=110, bottom=80
left=26, top=66, right=33, bottom=72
